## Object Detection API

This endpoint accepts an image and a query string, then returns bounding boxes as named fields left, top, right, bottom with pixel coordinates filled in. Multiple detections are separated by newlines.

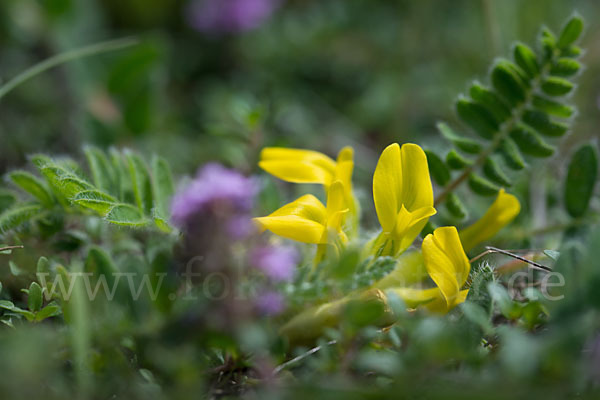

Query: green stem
left=434, top=49, right=558, bottom=207
left=0, top=37, right=138, bottom=101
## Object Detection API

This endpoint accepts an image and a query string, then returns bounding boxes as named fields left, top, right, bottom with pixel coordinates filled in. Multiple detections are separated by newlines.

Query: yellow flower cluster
left=254, top=142, right=520, bottom=340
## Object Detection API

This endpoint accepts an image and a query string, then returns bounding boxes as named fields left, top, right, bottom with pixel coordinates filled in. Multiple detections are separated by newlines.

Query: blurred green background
left=1, top=0, right=598, bottom=181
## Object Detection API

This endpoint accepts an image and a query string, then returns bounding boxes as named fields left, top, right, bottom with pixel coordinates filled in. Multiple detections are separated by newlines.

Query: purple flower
left=186, top=0, right=280, bottom=34
left=251, top=245, right=298, bottom=282
left=255, top=291, right=285, bottom=315
left=170, top=163, right=258, bottom=228
left=227, top=215, right=257, bottom=239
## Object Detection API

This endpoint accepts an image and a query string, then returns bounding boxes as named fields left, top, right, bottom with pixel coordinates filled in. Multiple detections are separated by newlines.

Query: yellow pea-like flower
left=369, top=143, right=436, bottom=256
left=254, top=180, right=349, bottom=249
left=459, top=189, right=521, bottom=252
left=281, top=227, right=471, bottom=343
left=375, top=226, right=470, bottom=312
left=259, top=146, right=358, bottom=234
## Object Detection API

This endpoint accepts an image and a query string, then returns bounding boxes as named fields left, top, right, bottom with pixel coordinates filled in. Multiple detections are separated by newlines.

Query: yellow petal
left=373, top=144, right=403, bottom=233
left=254, top=216, right=325, bottom=243
left=459, top=189, right=521, bottom=252
left=268, top=194, right=327, bottom=222
left=392, top=205, right=437, bottom=253
left=254, top=194, right=327, bottom=243
left=398, top=143, right=434, bottom=212
left=335, top=146, right=354, bottom=193
left=422, top=226, right=470, bottom=306
left=259, top=148, right=336, bottom=185
left=373, top=143, right=434, bottom=234
left=326, top=181, right=347, bottom=222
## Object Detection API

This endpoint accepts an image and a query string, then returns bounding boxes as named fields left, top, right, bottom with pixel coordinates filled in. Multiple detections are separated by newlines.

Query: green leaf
left=425, top=150, right=451, bottom=186
left=446, top=193, right=467, bottom=219
left=563, top=45, right=582, bottom=58
left=59, top=176, right=95, bottom=199
left=550, top=58, right=581, bottom=77
left=541, top=77, right=574, bottom=97
left=564, top=144, right=598, bottom=218
left=28, top=282, right=43, bottom=312
left=0, top=190, right=17, bottom=213
left=522, top=109, right=568, bottom=137
left=8, top=171, right=54, bottom=206
left=468, top=173, right=500, bottom=196
left=9, top=261, right=25, bottom=276
left=151, top=156, right=175, bottom=216
left=460, top=302, right=493, bottom=333
left=37, top=161, right=94, bottom=199
left=540, top=27, right=557, bottom=60
left=483, top=157, right=512, bottom=187
left=488, top=282, right=521, bottom=320
left=543, top=249, right=560, bottom=261
left=456, top=97, right=499, bottom=139
left=37, top=256, right=50, bottom=274
left=12, top=307, right=36, bottom=322
left=37, top=256, right=52, bottom=288
left=437, top=122, right=482, bottom=154
left=0, top=300, right=15, bottom=310
left=509, top=125, right=554, bottom=158
left=557, top=15, right=584, bottom=49
left=109, top=148, right=127, bottom=201
left=446, top=150, right=473, bottom=170
left=0, top=204, right=43, bottom=233
left=506, top=62, right=531, bottom=88
left=513, top=42, right=539, bottom=78
left=84, top=146, right=115, bottom=194
left=0, top=244, right=16, bottom=254
left=105, top=204, right=147, bottom=227
left=73, top=190, right=117, bottom=215
left=153, top=212, right=173, bottom=233
left=491, top=60, right=527, bottom=106
left=125, top=151, right=153, bottom=214
left=468, top=83, right=511, bottom=122
left=35, top=304, right=61, bottom=321
left=531, top=95, right=574, bottom=118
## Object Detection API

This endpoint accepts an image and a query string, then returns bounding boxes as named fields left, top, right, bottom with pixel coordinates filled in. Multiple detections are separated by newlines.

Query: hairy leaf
left=73, top=190, right=118, bottom=215
left=0, top=204, right=43, bottom=233
left=8, top=171, right=54, bottom=206
left=105, top=204, right=147, bottom=227
left=125, top=151, right=153, bottom=214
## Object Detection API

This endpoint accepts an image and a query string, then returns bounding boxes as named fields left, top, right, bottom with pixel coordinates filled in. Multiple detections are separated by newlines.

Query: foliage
left=427, top=15, right=585, bottom=220
left=0, top=4, right=600, bottom=400
left=1, top=147, right=175, bottom=233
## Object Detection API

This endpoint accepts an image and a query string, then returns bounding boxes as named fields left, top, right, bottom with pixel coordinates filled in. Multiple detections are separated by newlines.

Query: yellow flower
left=369, top=143, right=436, bottom=256
left=259, top=146, right=353, bottom=190
left=281, top=227, right=470, bottom=343
left=376, top=226, right=470, bottom=312
left=254, top=180, right=348, bottom=248
left=259, top=146, right=358, bottom=234
left=459, top=189, right=521, bottom=252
